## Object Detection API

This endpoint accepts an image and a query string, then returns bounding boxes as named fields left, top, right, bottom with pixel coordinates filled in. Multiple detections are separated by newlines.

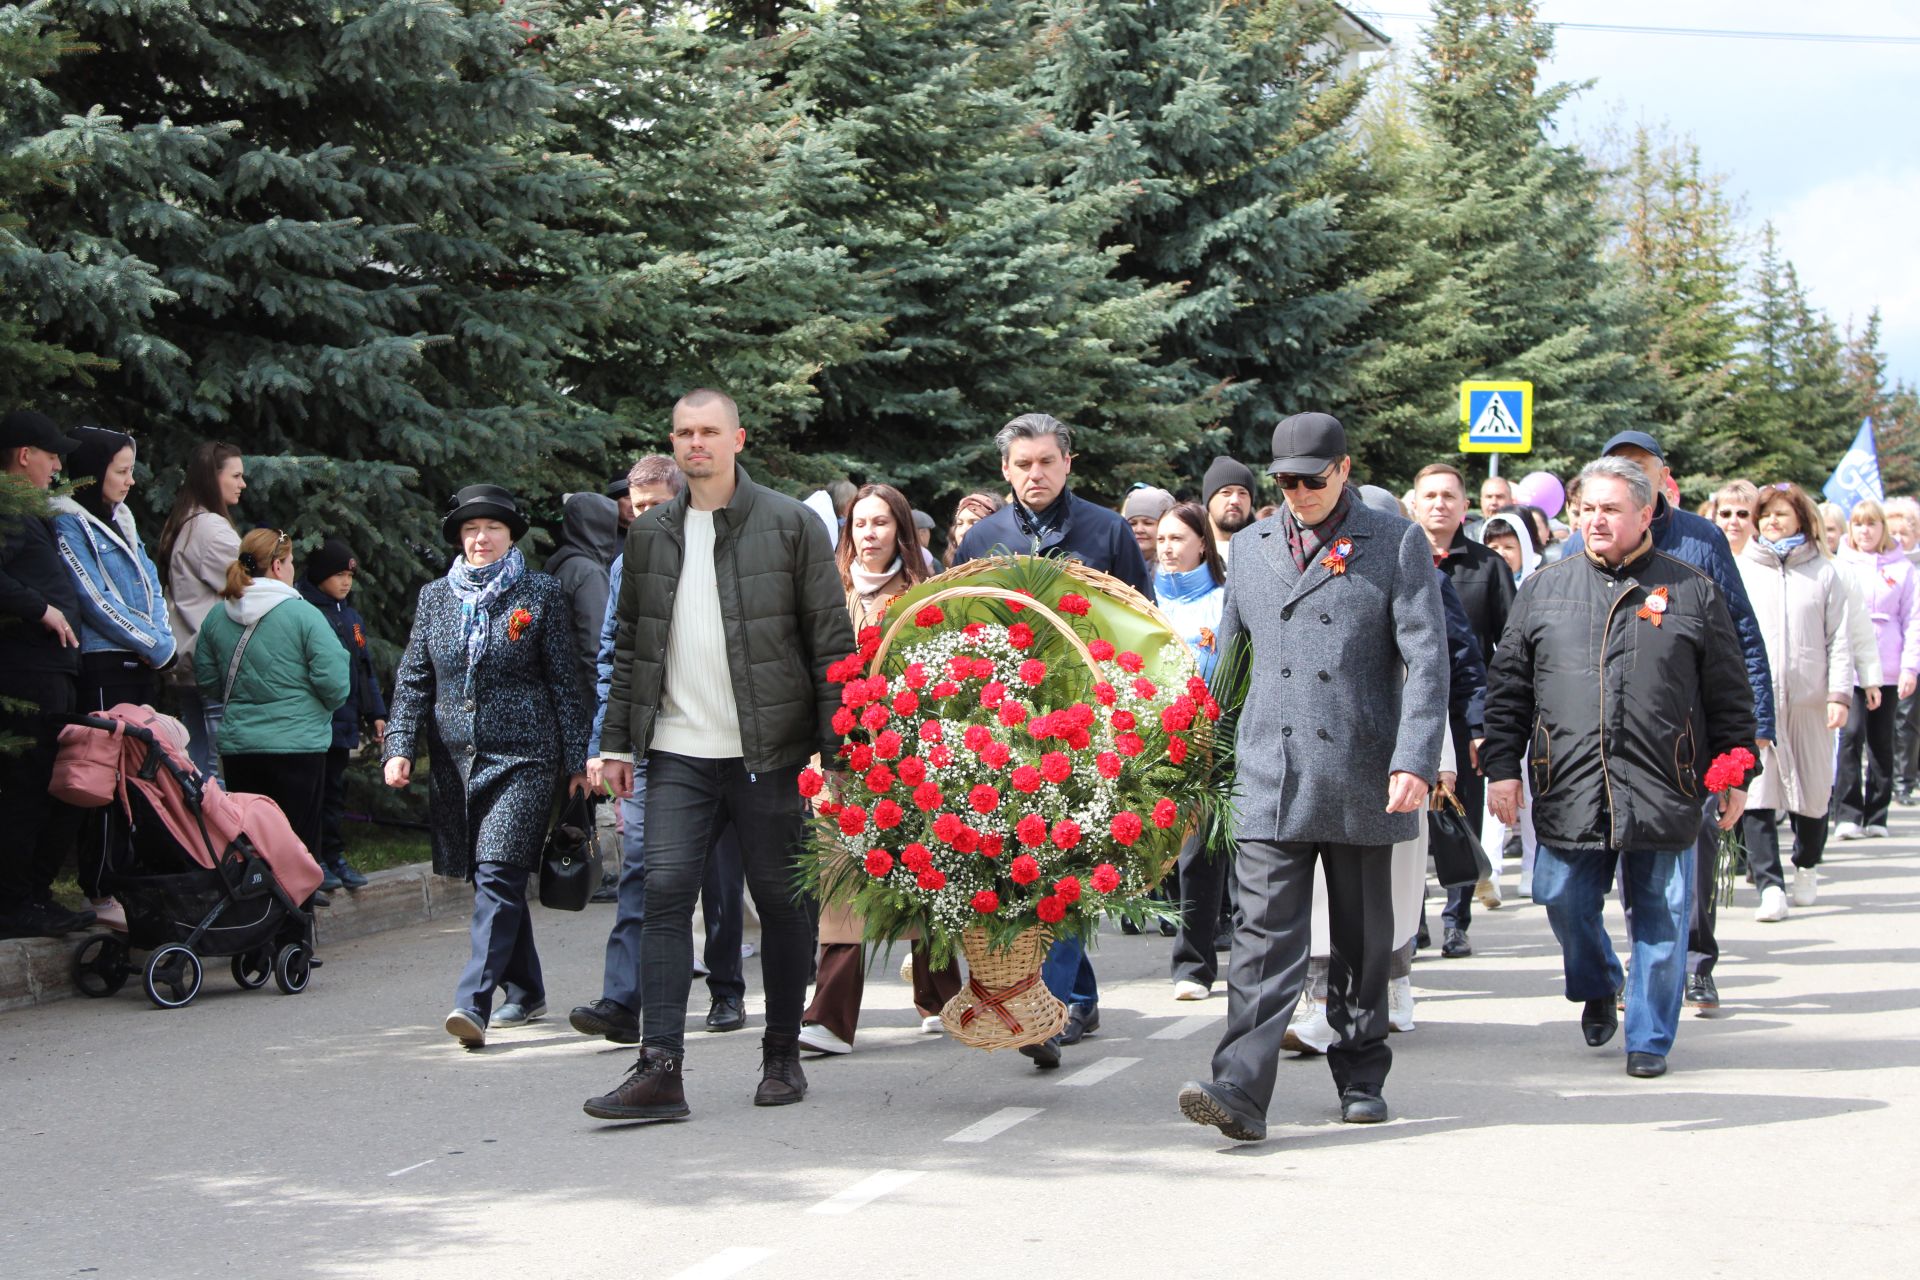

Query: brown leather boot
left=753, top=1031, right=808, bottom=1106
left=583, top=1048, right=690, bottom=1121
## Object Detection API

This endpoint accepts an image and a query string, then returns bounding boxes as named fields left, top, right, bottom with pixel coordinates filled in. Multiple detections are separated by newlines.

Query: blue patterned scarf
left=446, top=547, right=526, bottom=693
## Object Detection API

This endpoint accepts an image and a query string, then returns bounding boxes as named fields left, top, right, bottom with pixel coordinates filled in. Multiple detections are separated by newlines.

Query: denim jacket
left=51, top=497, right=177, bottom=668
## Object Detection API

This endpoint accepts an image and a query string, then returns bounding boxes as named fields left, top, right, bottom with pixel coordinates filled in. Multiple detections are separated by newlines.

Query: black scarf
left=1013, top=489, right=1071, bottom=546
left=1281, top=484, right=1354, bottom=573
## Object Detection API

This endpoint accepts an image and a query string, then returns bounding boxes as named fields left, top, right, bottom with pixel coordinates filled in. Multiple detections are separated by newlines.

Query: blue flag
left=1825, top=418, right=1884, bottom=512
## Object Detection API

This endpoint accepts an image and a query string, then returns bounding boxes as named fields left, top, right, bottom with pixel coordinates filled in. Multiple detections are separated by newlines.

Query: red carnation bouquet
left=1704, top=746, right=1757, bottom=906
left=798, top=557, right=1227, bottom=969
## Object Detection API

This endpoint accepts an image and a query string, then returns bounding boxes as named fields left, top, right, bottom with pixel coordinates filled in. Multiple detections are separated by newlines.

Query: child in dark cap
left=297, top=537, right=387, bottom=890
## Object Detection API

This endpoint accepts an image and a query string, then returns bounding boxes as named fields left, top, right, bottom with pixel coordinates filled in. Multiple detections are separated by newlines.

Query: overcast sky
left=1356, top=1, right=1920, bottom=390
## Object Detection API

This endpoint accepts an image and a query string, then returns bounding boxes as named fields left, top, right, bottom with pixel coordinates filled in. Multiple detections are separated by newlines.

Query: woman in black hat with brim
left=382, top=485, right=589, bottom=1049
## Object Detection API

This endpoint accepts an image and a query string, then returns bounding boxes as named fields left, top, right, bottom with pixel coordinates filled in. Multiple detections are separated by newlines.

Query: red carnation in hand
left=915, top=604, right=945, bottom=627
left=1152, top=798, right=1178, bottom=829
left=864, top=765, right=895, bottom=794
left=1167, top=735, right=1188, bottom=765
left=860, top=703, right=890, bottom=732
left=1035, top=894, right=1066, bottom=924
left=872, top=799, right=904, bottom=830
left=972, top=890, right=1000, bottom=914
left=1132, top=677, right=1158, bottom=701
left=1096, top=751, right=1122, bottom=780
left=917, top=868, right=947, bottom=891
left=864, top=849, right=893, bottom=877
left=1017, top=659, right=1047, bottom=686
left=980, top=681, right=1008, bottom=709
left=1054, top=875, right=1082, bottom=903
left=1057, top=593, right=1091, bottom=616
left=978, top=833, right=1005, bottom=858
left=1117, top=732, right=1145, bottom=757
left=797, top=768, right=825, bottom=798
left=1117, top=650, right=1144, bottom=673
left=1040, top=752, right=1071, bottom=784
left=1051, top=819, right=1082, bottom=850
left=875, top=729, right=904, bottom=759
left=838, top=804, right=867, bottom=836
left=848, top=743, right=875, bottom=772
left=1091, top=864, right=1121, bottom=894
left=932, top=812, right=965, bottom=844
left=1015, top=815, right=1048, bottom=848
left=903, top=662, right=928, bottom=690
left=1111, top=709, right=1136, bottom=731
left=981, top=742, right=1012, bottom=770
left=931, top=680, right=961, bottom=698
left=1110, top=811, right=1142, bottom=846
left=1094, top=681, right=1117, bottom=706
left=912, top=782, right=943, bottom=811
left=1010, top=853, right=1041, bottom=884
left=918, top=721, right=942, bottom=744
left=1011, top=765, right=1043, bottom=794
left=968, top=784, right=1001, bottom=814
left=818, top=799, right=841, bottom=817
left=964, top=724, right=993, bottom=753
left=997, top=701, right=1029, bottom=728
left=902, top=842, right=933, bottom=873
left=893, top=690, right=920, bottom=717
left=831, top=707, right=856, bottom=736
left=1089, top=639, right=1115, bottom=661
left=1008, top=622, right=1035, bottom=650
left=897, top=756, right=927, bottom=786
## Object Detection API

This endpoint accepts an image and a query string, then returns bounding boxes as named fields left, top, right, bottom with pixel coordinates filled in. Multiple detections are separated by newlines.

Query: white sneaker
left=1835, top=821, right=1864, bottom=840
left=920, top=1014, right=945, bottom=1034
left=1173, top=979, right=1210, bottom=1001
left=1791, top=865, right=1819, bottom=907
left=1754, top=885, right=1790, bottom=923
left=797, top=1022, right=852, bottom=1055
left=1281, top=1001, right=1335, bottom=1054
left=1475, top=876, right=1503, bottom=910
left=1864, top=824, right=1890, bottom=839
left=1388, top=976, right=1416, bottom=1033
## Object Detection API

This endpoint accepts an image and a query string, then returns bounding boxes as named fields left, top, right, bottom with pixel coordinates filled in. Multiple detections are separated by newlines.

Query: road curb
left=0, top=862, right=465, bottom=1014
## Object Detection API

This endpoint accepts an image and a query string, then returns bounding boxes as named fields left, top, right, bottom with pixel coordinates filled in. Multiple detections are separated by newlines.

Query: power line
left=1359, top=10, right=1920, bottom=47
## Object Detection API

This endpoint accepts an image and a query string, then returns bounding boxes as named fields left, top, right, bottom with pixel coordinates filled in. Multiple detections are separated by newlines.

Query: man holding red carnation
left=1482, top=457, right=1758, bottom=1080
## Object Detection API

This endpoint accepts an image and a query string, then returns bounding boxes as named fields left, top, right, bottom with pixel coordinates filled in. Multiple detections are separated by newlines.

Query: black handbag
left=1428, top=784, right=1491, bottom=889
left=538, top=790, right=602, bottom=911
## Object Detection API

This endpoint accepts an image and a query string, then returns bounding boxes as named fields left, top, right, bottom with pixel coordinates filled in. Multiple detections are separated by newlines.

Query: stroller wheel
left=231, top=949, right=273, bottom=990
left=71, top=933, right=131, bottom=998
left=274, top=942, right=313, bottom=995
left=143, top=944, right=204, bottom=1009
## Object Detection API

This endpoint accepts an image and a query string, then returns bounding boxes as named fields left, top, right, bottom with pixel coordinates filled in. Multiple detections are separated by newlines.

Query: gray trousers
left=1210, top=840, right=1396, bottom=1115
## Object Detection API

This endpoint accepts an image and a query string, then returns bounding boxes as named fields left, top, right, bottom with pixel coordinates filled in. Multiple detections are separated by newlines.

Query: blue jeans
left=1041, top=937, right=1099, bottom=1010
left=176, top=685, right=223, bottom=783
left=599, top=762, right=746, bottom=1012
left=1534, top=845, right=1690, bottom=1057
left=456, top=861, right=543, bottom=1022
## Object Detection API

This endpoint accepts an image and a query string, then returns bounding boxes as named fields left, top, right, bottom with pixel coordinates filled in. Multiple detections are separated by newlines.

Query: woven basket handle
left=869, top=585, right=1100, bottom=680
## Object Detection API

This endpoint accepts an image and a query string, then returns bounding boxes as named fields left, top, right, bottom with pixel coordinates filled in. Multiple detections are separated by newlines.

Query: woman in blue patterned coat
left=384, top=485, right=588, bottom=1049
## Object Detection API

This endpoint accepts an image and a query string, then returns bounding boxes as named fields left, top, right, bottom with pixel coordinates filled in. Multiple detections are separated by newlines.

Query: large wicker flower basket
left=940, top=925, right=1067, bottom=1050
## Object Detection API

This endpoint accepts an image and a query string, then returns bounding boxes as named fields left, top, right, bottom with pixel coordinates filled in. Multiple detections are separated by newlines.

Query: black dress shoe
left=1120, top=918, right=1141, bottom=936
left=706, top=995, right=746, bottom=1033
left=1178, top=1079, right=1266, bottom=1142
left=569, top=998, right=639, bottom=1044
left=1157, top=919, right=1178, bottom=937
left=1019, top=1036, right=1062, bottom=1069
left=1581, top=995, right=1619, bottom=1047
left=1440, top=927, right=1471, bottom=958
left=1057, top=1003, right=1099, bottom=1046
left=1339, top=1089, right=1388, bottom=1124
left=1626, top=1052, right=1668, bottom=1078
left=1685, top=974, right=1719, bottom=1011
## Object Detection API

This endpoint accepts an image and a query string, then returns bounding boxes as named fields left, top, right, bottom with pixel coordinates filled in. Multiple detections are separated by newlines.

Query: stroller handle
left=56, top=713, right=205, bottom=793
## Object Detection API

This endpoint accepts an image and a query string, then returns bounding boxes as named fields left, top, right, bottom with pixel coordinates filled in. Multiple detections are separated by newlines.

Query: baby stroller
left=52, top=705, right=325, bottom=1009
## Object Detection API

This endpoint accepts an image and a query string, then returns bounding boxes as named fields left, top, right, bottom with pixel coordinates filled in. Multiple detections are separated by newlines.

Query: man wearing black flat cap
left=1203, top=455, right=1258, bottom=565
left=605, top=474, right=637, bottom=538
left=0, top=409, right=95, bottom=939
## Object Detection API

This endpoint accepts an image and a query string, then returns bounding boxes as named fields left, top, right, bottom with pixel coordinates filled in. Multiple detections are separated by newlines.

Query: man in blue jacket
left=957, top=412, right=1151, bottom=1069
left=1568, top=431, right=1776, bottom=1011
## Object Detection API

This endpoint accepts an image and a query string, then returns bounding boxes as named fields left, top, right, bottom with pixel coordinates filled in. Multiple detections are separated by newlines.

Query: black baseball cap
left=1601, top=430, right=1666, bottom=462
left=0, top=410, right=81, bottom=455
left=1267, top=412, right=1348, bottom=475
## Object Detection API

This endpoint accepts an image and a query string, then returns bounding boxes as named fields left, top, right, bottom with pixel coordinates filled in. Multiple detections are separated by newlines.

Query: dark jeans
left=1210, top=840, right=1395, bottom=1115
left=1442, top=714, right=1485, bottom=934
left=457, top=860, right=542, bottom=1021
left=0, top=667, right=76, bottom=911
left=1040, top=936, right=1099, bottom=1009
left=1834, top=684, right=1897, bottom=828
left=1740, top=808, right=1828, bottom=891
left=1896, top=687, right=1920, bottom=794
left=53, top=656, right=155, bottom=898
left=223, top=752, right=328, bottom=858
left=1170, top=829, right=1228, bottom=988
left=637, top=752, right=812, bottom=1056
left=318, top=747, right=351, bottom=864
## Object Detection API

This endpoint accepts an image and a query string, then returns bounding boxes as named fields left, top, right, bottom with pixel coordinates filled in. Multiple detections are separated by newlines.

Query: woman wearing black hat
left=297, top=537, right=388, bottom=891
left=50, top=426, right=178, bottom=929
left=383, top=485, right=589, bottom=1049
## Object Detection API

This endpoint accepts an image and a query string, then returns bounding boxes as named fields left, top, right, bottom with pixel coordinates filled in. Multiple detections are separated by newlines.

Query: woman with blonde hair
left=1737, top=483, right=1853, bottom=917
left=1833, top=498, right=1920, bottom=839
left=1710, top=480, right=1759, bottom=556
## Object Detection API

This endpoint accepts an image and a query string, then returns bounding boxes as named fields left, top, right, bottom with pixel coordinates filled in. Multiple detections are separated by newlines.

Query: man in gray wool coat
left=1180, top=412, right=1449, bottom=1143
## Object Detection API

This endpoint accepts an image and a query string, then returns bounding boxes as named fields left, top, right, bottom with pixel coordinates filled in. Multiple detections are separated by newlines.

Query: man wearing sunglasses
left=1180, top=411, right=1448, bottom=1142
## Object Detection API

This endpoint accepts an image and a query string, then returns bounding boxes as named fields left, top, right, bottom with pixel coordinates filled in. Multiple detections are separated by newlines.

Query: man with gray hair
left=1483, top=456, right=1757, bottom=1080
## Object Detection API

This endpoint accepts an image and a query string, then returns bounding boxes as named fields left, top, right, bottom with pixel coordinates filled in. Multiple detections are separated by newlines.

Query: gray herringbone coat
left=1217, top=494, right=1449, bottom=846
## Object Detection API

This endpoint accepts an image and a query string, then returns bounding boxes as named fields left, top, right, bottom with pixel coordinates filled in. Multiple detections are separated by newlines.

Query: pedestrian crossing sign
left=1458, top=381, right=1533, bottom=454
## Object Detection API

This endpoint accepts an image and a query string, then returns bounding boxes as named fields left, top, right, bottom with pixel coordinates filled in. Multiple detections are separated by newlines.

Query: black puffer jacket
left=603, top=465, right=853, bottom=770
left=1482, top=538, right=1757, bottom=853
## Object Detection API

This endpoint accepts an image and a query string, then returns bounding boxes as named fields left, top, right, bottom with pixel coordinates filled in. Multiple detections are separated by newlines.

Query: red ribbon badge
left=1637, top=586, right=1669, bottom=628
left=507, top=607, right=533, bottom=642
left=1320, top=537, right=1354, bottom=576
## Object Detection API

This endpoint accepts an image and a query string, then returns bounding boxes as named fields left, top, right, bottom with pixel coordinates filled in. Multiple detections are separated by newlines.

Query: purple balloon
left=1514, top=470, right=1565, bottom=518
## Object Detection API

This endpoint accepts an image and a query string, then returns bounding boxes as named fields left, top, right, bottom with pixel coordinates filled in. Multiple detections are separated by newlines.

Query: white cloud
left=1769, top=169, right=1920, bottom=382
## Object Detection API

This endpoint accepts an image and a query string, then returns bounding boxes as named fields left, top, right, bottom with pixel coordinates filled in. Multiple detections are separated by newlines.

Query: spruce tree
left=1843, top=312, right=1920, bottom=496
left=1728, top=224, right=1855, bottom=487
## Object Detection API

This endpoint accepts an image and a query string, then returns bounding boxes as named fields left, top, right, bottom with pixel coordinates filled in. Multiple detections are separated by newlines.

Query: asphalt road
left=6, top=826, right=1920, bottom=1279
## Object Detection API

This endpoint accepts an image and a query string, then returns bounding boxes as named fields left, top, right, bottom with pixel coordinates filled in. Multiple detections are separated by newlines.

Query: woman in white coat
left=1734, top=483, right=1852, bottom=919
